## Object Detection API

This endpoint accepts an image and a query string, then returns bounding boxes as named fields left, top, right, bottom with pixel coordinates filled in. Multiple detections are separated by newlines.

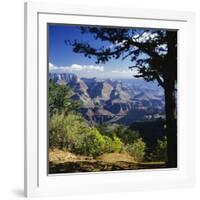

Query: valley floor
left=49, top=149, right=166, bottom=174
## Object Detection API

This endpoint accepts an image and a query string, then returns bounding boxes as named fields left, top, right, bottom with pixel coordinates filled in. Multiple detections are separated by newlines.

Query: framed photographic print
left=24, top=2, right=195, bottom=197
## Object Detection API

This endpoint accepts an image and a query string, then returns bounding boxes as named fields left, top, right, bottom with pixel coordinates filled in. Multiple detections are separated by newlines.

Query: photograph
left=48, top=24, right=177, bottom=174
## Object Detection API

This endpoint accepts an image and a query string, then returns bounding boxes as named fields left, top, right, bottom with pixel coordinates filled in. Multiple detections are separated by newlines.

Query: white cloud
left=49, top=63, right=104, bottom=73
left=111, top=68, right=139, bottom=78
left=49, top=63, right=57, bottom=71
left=70, top=64, right=104, bottom=72
left=49, top=63, right=140, bottom=79
left=111, top=69, right=131, bottom=74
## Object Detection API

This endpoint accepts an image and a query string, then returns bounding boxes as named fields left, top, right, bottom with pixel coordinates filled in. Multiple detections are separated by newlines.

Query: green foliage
left=150, top=137, right=167, bottom=162
left=75, top=127, right=106, bottom=157
left=125, top=138, right=146, bottom=162
left=49, top=113, right=125, bottom=157
left=113, top=125, right=140, bottom=144
left=102, top=136, right=113, bottom=153
left=49, top=81, right=80, bottom=116
left=50, top=113, right=166, bottom=162
left=103, top=136, right=123, bottom=153
left=111, top=136, right=123, bottom=153
left=49, top=112, right=149, bottom=160
left=95, top=124, right=115, bottom=138
left=49, top=112, right=87, bottom=150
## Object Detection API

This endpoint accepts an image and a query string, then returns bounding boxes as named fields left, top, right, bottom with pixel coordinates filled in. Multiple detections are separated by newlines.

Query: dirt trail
left=49, top=149, right=166, bottom=174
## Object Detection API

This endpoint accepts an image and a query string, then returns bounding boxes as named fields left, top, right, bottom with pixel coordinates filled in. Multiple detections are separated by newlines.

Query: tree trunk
left=164, top=80, right=177, bottom=168
left=164, top=31, right=177, bottom=168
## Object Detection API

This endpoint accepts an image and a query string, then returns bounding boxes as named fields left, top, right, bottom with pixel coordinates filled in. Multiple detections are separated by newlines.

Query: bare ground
left=49, top=148, right=166, bottom=174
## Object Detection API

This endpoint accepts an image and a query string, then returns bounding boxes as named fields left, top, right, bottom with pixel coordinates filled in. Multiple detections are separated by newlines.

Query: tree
left=49, top=81, right=80, bottom=116
left=66, top=27, right=177, bottom=167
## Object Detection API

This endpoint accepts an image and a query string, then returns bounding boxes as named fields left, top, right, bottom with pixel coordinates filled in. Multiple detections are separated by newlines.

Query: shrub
left=113, top=125, right=140, bottom=144
left=49, top=112, right=125, bottom=157
left=49, top=112, right=87, bottom=150
left=111, top=136, right=123, bottom=153
left=74, top=127, right=106, bottom=157
left=50, top=113, right=106, bottom=157
left=103, top=136, right=123, bottom=153
left=103, top=136, right=113, bottom=153
left=150, top=137, right=167, bottom=162
left=125, top=138, right=146, bottom=162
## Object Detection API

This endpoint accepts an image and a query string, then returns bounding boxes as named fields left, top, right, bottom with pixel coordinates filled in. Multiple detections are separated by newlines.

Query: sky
left=48, top=24, right=161, bottom=79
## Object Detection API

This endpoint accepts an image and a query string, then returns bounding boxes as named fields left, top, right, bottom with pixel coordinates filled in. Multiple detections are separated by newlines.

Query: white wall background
left=0, top=0, right=199, bottom=199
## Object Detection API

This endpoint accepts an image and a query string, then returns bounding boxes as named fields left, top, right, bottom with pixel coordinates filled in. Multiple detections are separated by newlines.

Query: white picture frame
left=24, top=1, right=195, bottom=197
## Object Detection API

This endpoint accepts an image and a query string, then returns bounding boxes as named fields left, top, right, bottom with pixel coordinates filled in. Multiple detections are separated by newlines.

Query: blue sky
left=48, top=24, right=148, bottom=79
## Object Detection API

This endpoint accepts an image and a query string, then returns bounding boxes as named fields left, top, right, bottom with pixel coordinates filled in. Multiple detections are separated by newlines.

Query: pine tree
left=66, top=27, right=177, bottom=167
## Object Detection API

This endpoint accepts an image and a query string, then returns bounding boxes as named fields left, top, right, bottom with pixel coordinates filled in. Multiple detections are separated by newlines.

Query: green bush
left=125, top=138, right=146, bottom=162
left=113, top=125, right=140, bottom=144
left=50, top=112, right=148, bottom=160
left=49, top=113, right=125, bottom=157
left=49, top=112, right=87, bottom=150
left=150, top=136, right=167, bottom=162
left=103, top=136, right=113, bottom=153
left=103, top=136, right=123, bottom=153
left=74, top=127, right=106, bottom=157
left=50, top=113, right=106, bottom=157
left=111, top=136, right=123, bottom=153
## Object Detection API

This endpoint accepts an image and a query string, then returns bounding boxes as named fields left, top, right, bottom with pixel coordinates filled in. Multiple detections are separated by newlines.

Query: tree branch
left=154, top=72, right=165, bottom=88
